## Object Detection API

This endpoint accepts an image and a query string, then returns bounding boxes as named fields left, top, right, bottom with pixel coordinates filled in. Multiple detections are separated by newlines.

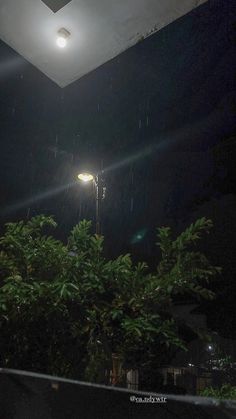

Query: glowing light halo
left=56, top=36, right=67, bottom=48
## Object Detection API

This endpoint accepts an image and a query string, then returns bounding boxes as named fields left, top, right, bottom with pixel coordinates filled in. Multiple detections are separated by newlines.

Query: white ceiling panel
left=0, top=0, right=207, bottom=87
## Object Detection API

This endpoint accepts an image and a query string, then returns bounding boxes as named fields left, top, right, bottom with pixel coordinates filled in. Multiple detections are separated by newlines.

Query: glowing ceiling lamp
left=56, top=28, right=71, bottom=48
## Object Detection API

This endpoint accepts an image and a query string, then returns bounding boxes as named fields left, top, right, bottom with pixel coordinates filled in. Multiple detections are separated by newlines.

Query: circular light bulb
left=57, top=36, right=67, bottom=48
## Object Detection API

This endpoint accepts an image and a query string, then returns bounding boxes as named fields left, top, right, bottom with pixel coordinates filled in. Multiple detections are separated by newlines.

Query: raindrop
left=130, top=197, right=134, bottom=212
left=26, top=207, right=31, bottom=219
left=138, top=119, right=142, bottom=129
left=146, top=116, right=149, bottom=126
left=130, top=169, right=134, bottom=185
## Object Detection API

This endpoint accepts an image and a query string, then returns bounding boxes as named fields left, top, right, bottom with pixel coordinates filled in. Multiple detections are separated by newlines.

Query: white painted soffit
left=0, top=0, right=207, bottom=87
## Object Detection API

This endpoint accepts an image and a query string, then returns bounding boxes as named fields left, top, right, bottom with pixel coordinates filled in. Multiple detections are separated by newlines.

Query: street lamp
left=78, top=173, right=94, bottom=182
left=77, top=172, right=104, bottom=235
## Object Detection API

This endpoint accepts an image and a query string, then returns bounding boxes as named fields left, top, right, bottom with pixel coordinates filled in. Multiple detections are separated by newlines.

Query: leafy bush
left=0, top=216, right=220, bottom=381
left=199, top=384, right=236, bottom=400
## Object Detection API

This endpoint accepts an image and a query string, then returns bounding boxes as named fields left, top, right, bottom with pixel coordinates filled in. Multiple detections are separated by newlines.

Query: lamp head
left=77, top=172, right=94, bottom=182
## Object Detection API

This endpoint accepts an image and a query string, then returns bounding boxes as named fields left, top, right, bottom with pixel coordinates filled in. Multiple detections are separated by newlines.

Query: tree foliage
left=0, top=215, right=220, bottom=380
left=199, top=384, right=236, bottom=400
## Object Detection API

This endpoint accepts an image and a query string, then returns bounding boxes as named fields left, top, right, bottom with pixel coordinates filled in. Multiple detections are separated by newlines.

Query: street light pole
left=95, top=174, right=101, bottom=235
left=77, top=171, right=105, bottom=235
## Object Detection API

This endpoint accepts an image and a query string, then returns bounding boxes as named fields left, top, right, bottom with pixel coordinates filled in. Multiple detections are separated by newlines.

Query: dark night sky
left=0, top=0, right=236, bottom=275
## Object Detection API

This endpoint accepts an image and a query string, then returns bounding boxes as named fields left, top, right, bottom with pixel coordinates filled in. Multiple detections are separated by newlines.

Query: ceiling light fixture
left=56, top=28, right=70, bottom=48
